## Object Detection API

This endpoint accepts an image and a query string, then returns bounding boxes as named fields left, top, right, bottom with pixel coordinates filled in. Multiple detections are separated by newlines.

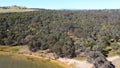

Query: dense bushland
left=0, top=9, right=120, bottom=68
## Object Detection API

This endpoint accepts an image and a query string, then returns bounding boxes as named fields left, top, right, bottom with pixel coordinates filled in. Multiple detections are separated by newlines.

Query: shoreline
left=0, top=51, right=70, bottom=68
left=0, top=48, right=120, bottom=68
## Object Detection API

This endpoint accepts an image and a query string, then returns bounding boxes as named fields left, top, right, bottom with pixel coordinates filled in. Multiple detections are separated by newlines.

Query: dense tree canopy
left=0, top=9, right=120, bottom=67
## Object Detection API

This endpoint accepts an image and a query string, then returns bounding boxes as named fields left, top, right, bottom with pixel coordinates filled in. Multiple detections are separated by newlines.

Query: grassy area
left=75, top=56, right=86, bottom=61
left=107, top=42, right=120, bottom=57
left=107, top=51, right=117, bottom=57
left=74, top=55, right=86, bottom=61
left=0, top=46, right=11, bottom=52
left=0, top=51, right=69, bottom=68
left=0, top=45, right=30, bottom=55
left=0, top=9, right=35, bottom=13
left=0, top=46, right=70, bottom=68
left=10, top=48, right=19, bottom=53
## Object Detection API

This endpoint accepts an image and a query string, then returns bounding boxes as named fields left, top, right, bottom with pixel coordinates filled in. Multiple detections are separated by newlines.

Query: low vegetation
left=0, top=52, right=68, bottom=68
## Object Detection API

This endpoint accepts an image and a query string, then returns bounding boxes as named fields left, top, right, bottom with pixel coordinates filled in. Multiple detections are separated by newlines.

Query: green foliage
left=0, top=9, right=120, bottom=59
left=11, top=48, right=19, bottom=53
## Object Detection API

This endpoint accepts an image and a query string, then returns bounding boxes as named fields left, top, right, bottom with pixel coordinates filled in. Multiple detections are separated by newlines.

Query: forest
left=0, top=9, right=120, bottom=68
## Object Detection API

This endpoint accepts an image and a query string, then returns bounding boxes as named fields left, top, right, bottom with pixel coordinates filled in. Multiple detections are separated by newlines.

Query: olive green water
left=0, top=54, right=66, bottom=68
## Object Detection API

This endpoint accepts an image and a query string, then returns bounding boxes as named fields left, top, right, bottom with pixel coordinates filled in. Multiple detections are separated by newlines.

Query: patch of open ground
left=58, top=58, right=93, bottom=68
left=0, top=9, right=35, bottom=13
left=112, top=56, right=120, bottom=68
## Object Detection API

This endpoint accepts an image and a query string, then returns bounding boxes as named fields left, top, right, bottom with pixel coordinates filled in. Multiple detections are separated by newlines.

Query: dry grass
left=0, top=51, right=69, bottom=68
left=0, top=9, right=35, bottom=13
left=0, top=45, right=28, bottom=53
left=107, top=51, right=117, bottom=57
left=0, top=46, right=70, bottom=68
left=0, top=46, right=11, bottom=52
left=74, top=56, right=86, bottom=61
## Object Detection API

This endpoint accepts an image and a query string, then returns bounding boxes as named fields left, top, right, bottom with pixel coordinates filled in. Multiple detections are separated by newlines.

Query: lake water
left=0, top=53, right=66, bottom=68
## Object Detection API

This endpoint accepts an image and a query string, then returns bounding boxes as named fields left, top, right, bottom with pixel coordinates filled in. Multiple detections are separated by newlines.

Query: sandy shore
left=57, top=55, right=120, bottom=68
left=1, top=50, right=120, bottom=68
left=107, top=55, right=120, bottom=61
left=58, top=58, right=93, bottom=68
